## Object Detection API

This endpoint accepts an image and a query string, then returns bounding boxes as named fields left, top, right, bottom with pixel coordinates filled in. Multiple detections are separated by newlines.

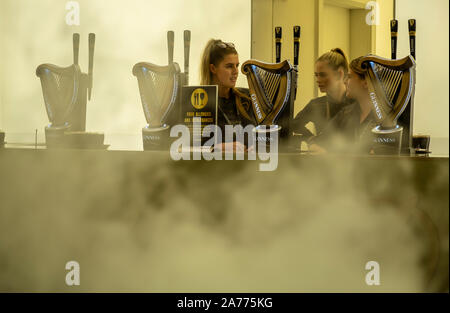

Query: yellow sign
left=191, top=88, right=208, bottom=110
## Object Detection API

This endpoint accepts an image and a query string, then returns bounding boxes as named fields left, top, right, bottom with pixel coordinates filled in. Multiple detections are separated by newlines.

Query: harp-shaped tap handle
left=275, top=27, right=282, bottom=63
left=390, top=20, right=398, bottom=60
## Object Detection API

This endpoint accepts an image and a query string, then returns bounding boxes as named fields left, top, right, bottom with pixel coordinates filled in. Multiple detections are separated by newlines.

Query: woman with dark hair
left=291, top=48, right=354, bottom=139
left=199, top=39, right=256, bottom=151
left=308, top=56, right=377, bottom=154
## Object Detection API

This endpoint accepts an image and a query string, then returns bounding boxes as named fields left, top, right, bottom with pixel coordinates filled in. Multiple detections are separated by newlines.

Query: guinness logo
left=374, top=137, right=396, bottom=143
left=370, top=92, right=383, bottom=120
left=251, top=94, right=263, bottom=120
left=144, top=135, right=161, bottom=141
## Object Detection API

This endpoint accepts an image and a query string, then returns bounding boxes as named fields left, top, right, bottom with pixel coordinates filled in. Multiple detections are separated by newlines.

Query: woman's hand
left=214, top=141, right=247, bottom=153
left=308, top=143, right=327, bottom=155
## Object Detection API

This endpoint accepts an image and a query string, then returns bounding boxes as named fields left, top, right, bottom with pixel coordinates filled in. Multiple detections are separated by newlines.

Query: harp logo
left=251, top=94, right=263, bottom=120
left=275, top=27, right=282, bottom=41
left=370, top=92, right=383, bottom=120
left=191, top=89, right=208, bottom=110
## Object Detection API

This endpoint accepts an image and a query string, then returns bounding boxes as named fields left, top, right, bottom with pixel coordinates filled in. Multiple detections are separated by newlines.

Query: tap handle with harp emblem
left=408, top=19, right=416, bottom=60
left=293, top=25, right=301, bottom=68
left=275, top=27, right=282, bottom=63
left=390, top=19, right=398, bottom=60
left=293, top=25, right=301, bottom=101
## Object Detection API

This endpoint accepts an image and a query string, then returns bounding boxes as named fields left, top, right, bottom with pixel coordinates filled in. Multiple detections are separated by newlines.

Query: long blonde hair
left=200, top=39, right=238, bottom=85
left=317, top=48, right=349, bottom=77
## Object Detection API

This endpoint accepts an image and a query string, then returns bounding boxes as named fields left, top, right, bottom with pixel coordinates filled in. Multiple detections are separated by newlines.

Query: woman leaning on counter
left=291, top=48, right=355, bottom=140
left=199, top=39, right=256, bottom=152
left=308, top=56, right=377, bottom=154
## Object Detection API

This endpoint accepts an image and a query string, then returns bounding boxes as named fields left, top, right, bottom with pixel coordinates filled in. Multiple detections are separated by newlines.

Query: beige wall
left=0, top=0, right=251, bottom=140
left=323, top=4, right=350, bottom=56
left=320, top=4, right=350, bottom=54
left=396, top=0, right=449, bottom=139
left=321, top=4, right=350, bottom=97
left=374, top=0, right=394, bottom=58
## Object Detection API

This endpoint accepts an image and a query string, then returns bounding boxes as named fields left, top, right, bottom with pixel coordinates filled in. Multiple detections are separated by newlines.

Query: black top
left=309, top=102, right=377, bottom=154
left=291, top=95, right=355, bottom=139
left=217, top=88, right=256, bottom=145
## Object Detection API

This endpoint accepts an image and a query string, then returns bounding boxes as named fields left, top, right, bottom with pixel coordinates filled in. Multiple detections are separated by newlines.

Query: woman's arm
left=307, top=107, right=345, bottom=151
left=214, top=141, right=247, bottom=153
left=291, top=100, right=316, bottom=138
left=307, top=143, right=328, bottom=155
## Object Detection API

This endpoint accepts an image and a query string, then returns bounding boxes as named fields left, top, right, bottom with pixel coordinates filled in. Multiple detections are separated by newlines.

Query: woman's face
left=346, top=68, right=368, bottom=99
left=314, top=61, right=344, bottom=93
left=210, top=53, right=239, bottom=89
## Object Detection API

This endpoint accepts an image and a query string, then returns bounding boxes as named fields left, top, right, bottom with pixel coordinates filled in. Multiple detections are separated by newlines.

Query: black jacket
left=291, top=95, right=355, bottom=139
left=309, top=102, right=377, bottom=154
left=217, top=88, right=256, bottom=145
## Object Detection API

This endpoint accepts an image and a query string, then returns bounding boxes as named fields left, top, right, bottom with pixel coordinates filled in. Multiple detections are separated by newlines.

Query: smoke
left=0, top=149, right=447, bottom=292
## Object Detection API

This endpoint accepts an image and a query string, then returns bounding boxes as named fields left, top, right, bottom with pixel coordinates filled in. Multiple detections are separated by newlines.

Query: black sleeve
left=308, top=108, right=345, bottom=147
left=290, top=100, right=316, bottom=138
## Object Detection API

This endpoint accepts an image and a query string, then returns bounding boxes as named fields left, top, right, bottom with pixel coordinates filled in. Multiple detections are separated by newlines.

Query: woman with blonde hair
left=291, top=48, right=354, bottom=139
left=200, top=39, right=256, bottom=151
left=307, top=56, right=376, bottom=154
